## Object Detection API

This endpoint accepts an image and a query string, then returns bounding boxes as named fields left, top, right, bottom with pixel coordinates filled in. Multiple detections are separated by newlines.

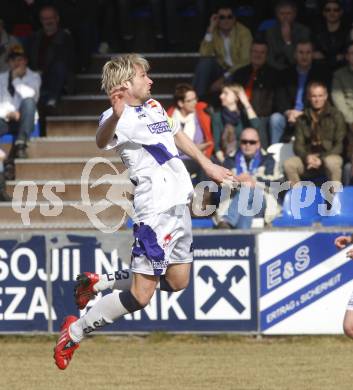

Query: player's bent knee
left=120, top=290, right=150, bottom=312
left=167, top=276, right=190, bottom=292
left=134, top=285, right=158, bottom=307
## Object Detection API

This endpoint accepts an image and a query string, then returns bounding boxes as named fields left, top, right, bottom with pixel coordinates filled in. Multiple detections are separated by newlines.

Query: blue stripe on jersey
left=142, top=143, right=176, bottom=165
left=132, top=222, right=166, bottom=276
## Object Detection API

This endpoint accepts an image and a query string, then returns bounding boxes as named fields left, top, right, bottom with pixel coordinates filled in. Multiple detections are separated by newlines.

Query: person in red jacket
left=167, top=83, right=214, bottom=184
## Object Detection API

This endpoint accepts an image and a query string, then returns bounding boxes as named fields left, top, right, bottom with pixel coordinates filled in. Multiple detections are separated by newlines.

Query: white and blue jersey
left=99, top=99, right=194, bottom=276
left=100, top=98, right=194, bottom=220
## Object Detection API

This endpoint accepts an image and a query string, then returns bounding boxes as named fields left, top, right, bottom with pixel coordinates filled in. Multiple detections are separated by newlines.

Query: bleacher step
left=27, top=137, right=116, bottom=158
left=14, top=157, right=125, bottom=180
left=54, top=95, right=172, bottom=116
left=89, top=52, right=199, bottom=73
left=6, top=178, right=133, bottom=201
left=76, top=73, right=193, bottom=94
left=0, top=201, right=130, bottom=226
left=46, top=116, right=98, bottom=136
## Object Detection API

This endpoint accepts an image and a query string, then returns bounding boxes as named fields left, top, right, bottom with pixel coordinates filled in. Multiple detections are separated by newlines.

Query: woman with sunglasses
left=211, top=83, right=260, bottom=164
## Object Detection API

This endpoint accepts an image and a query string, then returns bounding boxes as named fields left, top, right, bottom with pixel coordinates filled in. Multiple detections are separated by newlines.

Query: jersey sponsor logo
left=135, top=106, right=146, bottom=119
left=152, top=260, right=169, bottom=269
left=147, top=121, right=171, bottom=134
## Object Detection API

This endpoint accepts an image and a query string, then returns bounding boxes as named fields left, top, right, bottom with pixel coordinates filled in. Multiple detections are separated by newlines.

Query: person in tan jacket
left=284, top=81, right=346, bottom=186
left=193, top=5, right=252, bottom=98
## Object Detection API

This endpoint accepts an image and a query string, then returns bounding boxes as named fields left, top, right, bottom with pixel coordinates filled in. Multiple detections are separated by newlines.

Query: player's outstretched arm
left=335, top=235, right=353, bottom=259
left=174, top=130, right=235, bottom=185
left=96, top=86, right=126, bottom=149
left=335, top=235, right=353, bottom=249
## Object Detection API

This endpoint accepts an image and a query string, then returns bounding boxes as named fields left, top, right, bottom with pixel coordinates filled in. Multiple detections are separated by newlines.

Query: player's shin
left=69, top=290, right=144, bottom=342
left=97, top=269, right=133, bottom=291
left=87, top=270, right=175, bottom=292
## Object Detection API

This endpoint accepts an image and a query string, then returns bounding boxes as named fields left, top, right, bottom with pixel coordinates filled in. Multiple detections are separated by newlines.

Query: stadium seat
left=272, top=185, right=323, bottom=227
left=258, top=18, right=276, bottom=31
left=320, top=186, right=353, bottom=226
left=267, top=142, right=294, bottom=175
left=0, top=121, right=40, bottom=144
left=191, top=217, right=213, bottom=228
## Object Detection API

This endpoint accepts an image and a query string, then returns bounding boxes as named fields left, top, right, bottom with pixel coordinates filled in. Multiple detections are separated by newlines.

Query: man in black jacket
left=26, top=5, right=75, bottom=108
left=227, top=40, right=279, bottom=148
left=269, top=40, right=330, bottom=144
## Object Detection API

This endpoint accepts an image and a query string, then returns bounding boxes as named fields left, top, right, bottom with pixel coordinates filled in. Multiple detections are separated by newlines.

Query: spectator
left=0, top=147, right=10, bottom=201
left=212, top=83, right=260, bottom=164
left=216, top=127, right=282, bottom=229
left=0, top=45, right=41, bottom=158
left=227, top=39, right=279, bottom=148
left=266, top=0, right=310, bottom=71
left=55, top=0, right=97, bottom=72
left=117, top=0, right=165, bottom=51
left=96, top=0, right=116, bottom=53
left=26, top=5, right=75, bottom=108
left=332, top=40, right=353, bottom=186
left=193, top=5, right=252, bottom=98
left=296, top=0, right=322, bottom=25
left=312, top=0, right=350, bottom=71
left=0, top=19, right=20, bottom=73
left=284, top=81, right=346, bottom=186
left=164, top=0, right=208, bottom=46
left=270, top=40, right=330, bottom=144
left=167, top=83, right=214, bottom=183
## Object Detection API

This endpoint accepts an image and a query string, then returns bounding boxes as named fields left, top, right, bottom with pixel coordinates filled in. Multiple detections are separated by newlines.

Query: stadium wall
left=0, top=229, right=352, bottom=334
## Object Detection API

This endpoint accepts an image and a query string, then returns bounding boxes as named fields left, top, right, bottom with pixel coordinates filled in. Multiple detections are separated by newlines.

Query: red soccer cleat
left=54, top=315, right=79, bottom=370
left=74, top=272, right=100, bottom=310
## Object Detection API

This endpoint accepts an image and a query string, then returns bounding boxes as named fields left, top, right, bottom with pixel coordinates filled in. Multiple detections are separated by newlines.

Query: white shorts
left=347, top=290, right=353, bottom=310
left=131, top=205, right=193, bottom=276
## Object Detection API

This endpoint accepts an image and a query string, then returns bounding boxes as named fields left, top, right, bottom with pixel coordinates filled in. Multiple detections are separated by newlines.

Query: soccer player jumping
left=335, top=234, right=353, bottom=339
left=54, top=53, right=235, bottom=369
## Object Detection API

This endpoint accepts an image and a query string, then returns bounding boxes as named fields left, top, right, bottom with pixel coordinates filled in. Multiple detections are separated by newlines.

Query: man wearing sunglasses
left=193, top=5, right=252, bottom=99
left=216, top=127, right=282, bottom=229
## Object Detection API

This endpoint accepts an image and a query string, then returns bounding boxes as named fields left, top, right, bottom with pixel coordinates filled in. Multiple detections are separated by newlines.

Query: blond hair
left=101, top=53, right=150, bottom=93
left=223, top=83, right=244, bottom=97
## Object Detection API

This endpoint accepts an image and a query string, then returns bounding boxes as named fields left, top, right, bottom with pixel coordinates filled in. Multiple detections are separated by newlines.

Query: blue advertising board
left=0, top=235, right=48, bottom=332
left=0, top=232, right=257, bottom=333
